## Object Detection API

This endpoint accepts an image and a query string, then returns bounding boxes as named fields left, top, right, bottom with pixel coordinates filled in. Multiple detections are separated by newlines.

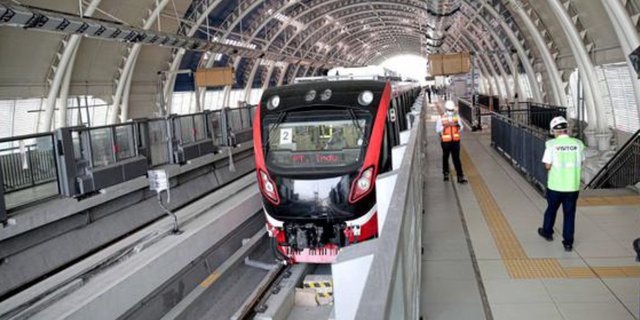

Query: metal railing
left=586, top=129, right=640, bottom=189
left=498, top=102, right=566, bottom=134
left=457, top=98, right=479, bottom=128
left=0, top=134, right=58, bottom=193
left=491, top=112, right=549, bottom=192
left=344, top=99, right=424, bottom=319
left=0, top=133, right=59, bottom=222
left=477, top=94, right=500, bottom=112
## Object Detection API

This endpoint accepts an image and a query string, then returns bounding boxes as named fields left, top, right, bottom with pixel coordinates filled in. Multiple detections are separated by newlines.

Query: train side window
left=379, top=125, right=391, bottom=173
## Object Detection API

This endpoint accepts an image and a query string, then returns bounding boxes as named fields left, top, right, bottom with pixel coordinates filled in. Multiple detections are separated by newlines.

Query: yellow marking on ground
left=200, top=271, right=221, bottom=288
left=578, top=195, right=640, bottom=207
left=564, top=267, right=597, bottom=278
left=459, top=147, right=639, bottom=279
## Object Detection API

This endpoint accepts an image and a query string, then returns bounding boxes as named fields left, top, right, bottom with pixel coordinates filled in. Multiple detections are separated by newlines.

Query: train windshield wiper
left=265, top=111, right=287, bottom=151
left=347, top=109, right=366, bottom=146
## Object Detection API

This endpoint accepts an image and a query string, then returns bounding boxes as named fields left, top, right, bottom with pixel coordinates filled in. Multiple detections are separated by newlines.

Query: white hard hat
left=549, top=116, right=568, bottom=133
left=444, top=100, right=456, bottom=111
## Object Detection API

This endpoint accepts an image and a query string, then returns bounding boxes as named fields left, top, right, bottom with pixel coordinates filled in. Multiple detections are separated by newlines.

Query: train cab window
left=264, top=109, right=372, bottom=170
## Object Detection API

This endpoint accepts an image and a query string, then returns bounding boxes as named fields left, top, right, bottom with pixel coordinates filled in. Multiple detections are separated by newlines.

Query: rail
left=586, top=129, right=640, bottom=189
left=338, top=98, right=424, bottom=320
left=491, top=112, right=549, bottom=192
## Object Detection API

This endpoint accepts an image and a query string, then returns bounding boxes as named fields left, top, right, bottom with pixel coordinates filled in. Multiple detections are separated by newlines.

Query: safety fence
left=0, top=106, right=259, bottom=223
left=458, top=98, right=475, bottom=125
left=477, top=94, right=500, bottom=112
left=0, top=134, right=58, bottom=193
left=498, top=102, right=566, bottom=134
left=586, top=129, right=640, bottom=189
left=491, top=112, right=549, bottom=192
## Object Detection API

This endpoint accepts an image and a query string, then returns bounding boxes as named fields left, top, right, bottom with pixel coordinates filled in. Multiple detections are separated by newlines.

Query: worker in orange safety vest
left=436, top=100, right=467, bottom=184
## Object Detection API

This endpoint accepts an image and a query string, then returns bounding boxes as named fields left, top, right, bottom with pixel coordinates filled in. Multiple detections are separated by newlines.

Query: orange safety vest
left=441, top=115, right=461, bottom=143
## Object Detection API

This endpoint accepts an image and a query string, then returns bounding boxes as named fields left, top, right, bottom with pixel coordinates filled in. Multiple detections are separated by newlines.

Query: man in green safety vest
left=537, top=116, right=585, bottom=252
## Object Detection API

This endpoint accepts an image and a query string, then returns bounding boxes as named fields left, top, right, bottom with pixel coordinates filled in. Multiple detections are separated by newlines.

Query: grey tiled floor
left=420, top=104, right=488, bottom=320
left=419, top=100, right=638, bottom=320
left=454, top=130, right=639, bottom=320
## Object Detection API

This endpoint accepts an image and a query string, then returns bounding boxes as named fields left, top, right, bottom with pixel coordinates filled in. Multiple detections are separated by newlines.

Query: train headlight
left=320, top=89, right=332, bottom=101
left=350, top=167, right=374, bottom=203
left=259, top=170, right=280, bottom=204
left=358, top=90, right=374, bottom=106
left=305, top=90, right=317, bottom=102
left=267, top=95, right=280, bottom=110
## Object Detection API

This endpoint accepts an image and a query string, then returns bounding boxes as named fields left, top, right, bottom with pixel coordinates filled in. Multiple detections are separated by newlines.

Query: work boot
left=563, top=243, right=573, bottom=252
left=537, top=228, right=553, bottom=242
left=443, top=173, right=450, bottom=182
left=457, top=176, right=468, bottom=184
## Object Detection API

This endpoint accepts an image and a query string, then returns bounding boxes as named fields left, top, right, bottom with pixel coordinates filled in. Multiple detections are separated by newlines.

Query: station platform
left=420, top=102, right=640, bottom=320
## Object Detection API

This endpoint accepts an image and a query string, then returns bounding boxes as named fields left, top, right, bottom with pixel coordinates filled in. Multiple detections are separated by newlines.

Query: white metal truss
left=601, top=0, right=640, bottom=121
left=545, top=0, right=605, bottom=131
left=40, top=0, right=102, bottom=132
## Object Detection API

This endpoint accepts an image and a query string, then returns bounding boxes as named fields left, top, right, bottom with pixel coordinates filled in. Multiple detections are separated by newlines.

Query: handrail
left=586, top=129, right=640, bottom=189
left=497, top=102, right=566, bottom=134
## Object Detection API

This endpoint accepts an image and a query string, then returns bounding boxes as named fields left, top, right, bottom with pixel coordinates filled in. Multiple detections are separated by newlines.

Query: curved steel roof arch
left=278, top=7, right=431, bottom=61
left=249, top=0, right=433, bottom=60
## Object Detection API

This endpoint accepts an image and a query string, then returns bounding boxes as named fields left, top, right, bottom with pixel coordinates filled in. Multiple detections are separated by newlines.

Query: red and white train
left=253, top=78, right=420, bottom=263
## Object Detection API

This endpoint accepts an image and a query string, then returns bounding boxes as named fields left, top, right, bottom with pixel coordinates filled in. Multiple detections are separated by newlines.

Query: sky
left=379, top=54, right=428, bottom=82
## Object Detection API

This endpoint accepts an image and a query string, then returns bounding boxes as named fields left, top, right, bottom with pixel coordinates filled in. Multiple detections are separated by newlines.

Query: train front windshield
left=265, top=109, right=371, bottom=170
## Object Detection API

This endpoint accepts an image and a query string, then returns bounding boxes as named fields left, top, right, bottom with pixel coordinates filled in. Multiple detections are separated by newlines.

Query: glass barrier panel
left=180, top=116, right=195, bottom=144
left=194, top=114, right=206, bottom=142
left=228, top=109, right=243, bottom=132
left=90, top=128, right=115, bottom=168
left=240, top=108, right=251, bottom=129
left=115, top=125, right=136, bottom=161
left=149, top=120, right=170, bottom=166
left=72, top=131, right=83, bottom=160
left=0, top=134, right=58, bottom=210
left=210, top=112, right=223, bottom=145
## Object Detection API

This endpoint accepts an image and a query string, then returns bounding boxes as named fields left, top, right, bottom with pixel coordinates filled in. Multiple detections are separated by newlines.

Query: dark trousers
left=441, top=141, right=463, bottom=177
left=542, top=189, right=579, bottom=245
left=427, top=92, right=432, bottom=103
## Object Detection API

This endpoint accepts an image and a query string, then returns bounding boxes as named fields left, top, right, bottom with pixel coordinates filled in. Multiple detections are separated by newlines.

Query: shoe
left=457, top=176, right=468, bottom=184
left=537, top=228, right=553, bottom=242
left=563, top=244, right=573, bottom=252
left=443, top=174, right=450, bottom=182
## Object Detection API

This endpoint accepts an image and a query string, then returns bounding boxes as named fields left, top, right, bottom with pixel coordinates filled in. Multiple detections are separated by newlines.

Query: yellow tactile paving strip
left=578, top=196, right=640, bottom=207
left=460, top=148, right=640, bottom=279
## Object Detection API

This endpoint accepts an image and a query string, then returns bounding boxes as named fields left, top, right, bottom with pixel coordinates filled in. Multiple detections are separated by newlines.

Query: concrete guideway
left=0, top=175, right=262, bottom=320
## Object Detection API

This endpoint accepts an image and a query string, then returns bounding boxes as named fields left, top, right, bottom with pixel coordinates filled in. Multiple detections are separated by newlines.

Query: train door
left=388, top=98, right=401, bottom=147
left=379, top=124, right=392, bottom=173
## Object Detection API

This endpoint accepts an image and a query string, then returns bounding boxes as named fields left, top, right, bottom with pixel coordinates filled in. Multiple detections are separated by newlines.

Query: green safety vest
left=545, top=136, right=585, bottom=192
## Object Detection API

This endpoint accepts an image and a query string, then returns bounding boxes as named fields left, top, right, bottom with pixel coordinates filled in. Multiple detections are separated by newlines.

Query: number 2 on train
left=280, top=128, right=292, bottom=144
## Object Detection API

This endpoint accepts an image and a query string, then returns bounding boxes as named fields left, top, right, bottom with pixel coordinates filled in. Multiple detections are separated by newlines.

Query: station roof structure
left=0, top=0, right=639, bottom=133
